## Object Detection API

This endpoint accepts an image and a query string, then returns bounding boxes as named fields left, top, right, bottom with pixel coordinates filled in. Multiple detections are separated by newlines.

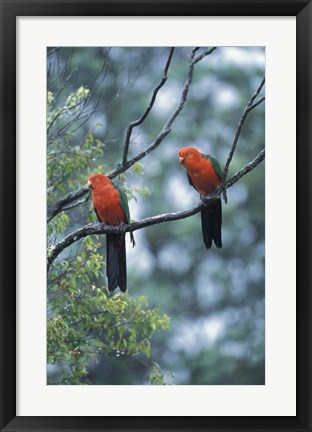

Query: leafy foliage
left=48, top=237, right=170, bottom=384
left=47, top=75, right=173, bottom=385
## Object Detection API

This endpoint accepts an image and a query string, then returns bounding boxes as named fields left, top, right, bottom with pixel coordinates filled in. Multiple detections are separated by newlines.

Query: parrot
left=178, top=147, right=222, bottom=249
left=87, top=173, right=135, bottom=292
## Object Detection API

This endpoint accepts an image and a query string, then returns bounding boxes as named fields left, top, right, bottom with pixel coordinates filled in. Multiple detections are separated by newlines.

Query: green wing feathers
left=116, top=184, right=131, bottom=223
left=115, top=183, right=135, bottom=247
left=201, top=153, right=222, bottom=179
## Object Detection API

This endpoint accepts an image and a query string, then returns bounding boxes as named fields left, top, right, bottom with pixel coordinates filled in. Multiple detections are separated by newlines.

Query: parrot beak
left=179, top=156, right=185, bottom=164
left=86, top=180, right=93, bottom=190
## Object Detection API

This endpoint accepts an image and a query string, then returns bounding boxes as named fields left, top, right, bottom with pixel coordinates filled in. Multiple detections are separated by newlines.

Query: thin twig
left=122, top=47, right=175, bottom=166
left=47, top=148, right=264, bottom=271
left=221, top=77, right=265, bottom=203
left=194, top=47, right=217, bottom=64
left=223, top=148, right=264, bottom=190
left=249, top=96, right=265, bottom=111
left=47, top=186, right=89, bottom=224
left=62, top=195, right=90, bottom=212
left=47, top=47, right=61, bottom=57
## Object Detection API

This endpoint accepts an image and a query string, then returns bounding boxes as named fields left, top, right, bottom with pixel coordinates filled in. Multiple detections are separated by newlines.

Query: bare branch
left=221, top=77, right=265, bottom=203
left=47, top=148, right=265, bottom=271
left=222, top=77, right=265, bottom=181
left=191, top=47, right=200, bottom=55
left=224, top=148, right=264, bottom=190
left=194, top=47, right=217, bottom=64
left=62, top=195, right=90, bottom=212
left=249, top=96, right=265, bottom=111
left=47, top=186, right=89, bottom=223
left=47, top=47, right=61, bottom=57
left=122, top=48, right=175, bottom=166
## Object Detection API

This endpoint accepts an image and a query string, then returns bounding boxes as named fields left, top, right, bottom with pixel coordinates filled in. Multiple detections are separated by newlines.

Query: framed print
left=1, top=1, right=311, bottom=431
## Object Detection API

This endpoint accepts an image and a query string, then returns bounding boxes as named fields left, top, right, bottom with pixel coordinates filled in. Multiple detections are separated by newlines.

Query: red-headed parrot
left=178, top=147, right=222, bottom=249
left=87, top=173, right=135, bottom=292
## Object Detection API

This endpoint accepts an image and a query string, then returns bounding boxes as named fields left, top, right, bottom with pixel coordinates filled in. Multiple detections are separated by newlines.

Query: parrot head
left=87, top=173, right=111, bottom=190
left=178, top=147, right=202, bottom=169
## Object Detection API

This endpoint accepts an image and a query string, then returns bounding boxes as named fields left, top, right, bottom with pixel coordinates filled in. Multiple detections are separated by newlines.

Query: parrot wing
left=115, top=183, right=135, bottom=247
left=187, top=172, right=195, bottom=188
left=94, top=207, right=102, bottom=223
left=186, top=154, right=222, bottom=189
left=201, top=153, right=222, bottom=180
left=115, top=183, right=131, bottom=223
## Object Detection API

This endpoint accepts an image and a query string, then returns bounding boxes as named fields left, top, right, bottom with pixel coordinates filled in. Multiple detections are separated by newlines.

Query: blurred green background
left=47, top=47, right=265, bottom=385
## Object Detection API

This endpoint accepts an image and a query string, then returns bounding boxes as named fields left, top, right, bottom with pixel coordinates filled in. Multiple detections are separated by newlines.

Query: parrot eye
left=95, top=178, right=100, bottom=183
left=187, top=153, right=193, bottom=157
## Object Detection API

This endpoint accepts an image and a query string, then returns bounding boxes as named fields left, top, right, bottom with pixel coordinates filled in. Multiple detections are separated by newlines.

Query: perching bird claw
left=117, top=222, right=135, bottom=247
left=214, top=184, right=222, bottom=196
left=200, top=193, right=209, bottom=206
left=117, top=221, right=127, bottom=232
left=100, top=221, right=109, bottom=234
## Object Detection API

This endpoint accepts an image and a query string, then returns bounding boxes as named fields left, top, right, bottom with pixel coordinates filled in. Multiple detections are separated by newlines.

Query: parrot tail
left=106, top=234, right=127, bottom=292
left=201, top=198, right=222, bottom=249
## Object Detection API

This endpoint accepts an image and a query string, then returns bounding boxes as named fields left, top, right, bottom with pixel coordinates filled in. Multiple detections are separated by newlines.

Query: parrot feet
left=100, top=222, right=109, bottom=233
left=214, top=184, right=228, bottom=204
left=200, top=193, right=214, bottom=206
left=200, top=187, right=222, bottom=206
left=118, top=222, right=126, bottom=234
left=99, top=221, right=135, bottom=247
left=215, top=185, right=222, bottom=195
left=118, top=222, right=136, bottom=247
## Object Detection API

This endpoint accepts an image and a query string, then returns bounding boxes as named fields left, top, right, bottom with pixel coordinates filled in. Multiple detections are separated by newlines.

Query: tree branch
left=48, top=186, right=89, bottom=223
left=193, top=47, right=217, bottom=64
left=47, top=47, right=61, bottom=57
left=223, top=148, right=264, bottom=190
left=61, top=195, right=90, bottom=212
left=122, top=47, right=175, bottom=166
left=249, top=96, right=265, bottom=111
left=221, top=77, right=265, bottom=203
left=47, top=186, right=89, bottom=223
left=47, top=148, right=265, bottom=271
left=47, top=47, right=216, bottom=223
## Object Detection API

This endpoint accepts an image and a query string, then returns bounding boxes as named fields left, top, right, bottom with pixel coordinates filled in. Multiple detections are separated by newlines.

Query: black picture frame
left=0, top=1, right=311, bottom=431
